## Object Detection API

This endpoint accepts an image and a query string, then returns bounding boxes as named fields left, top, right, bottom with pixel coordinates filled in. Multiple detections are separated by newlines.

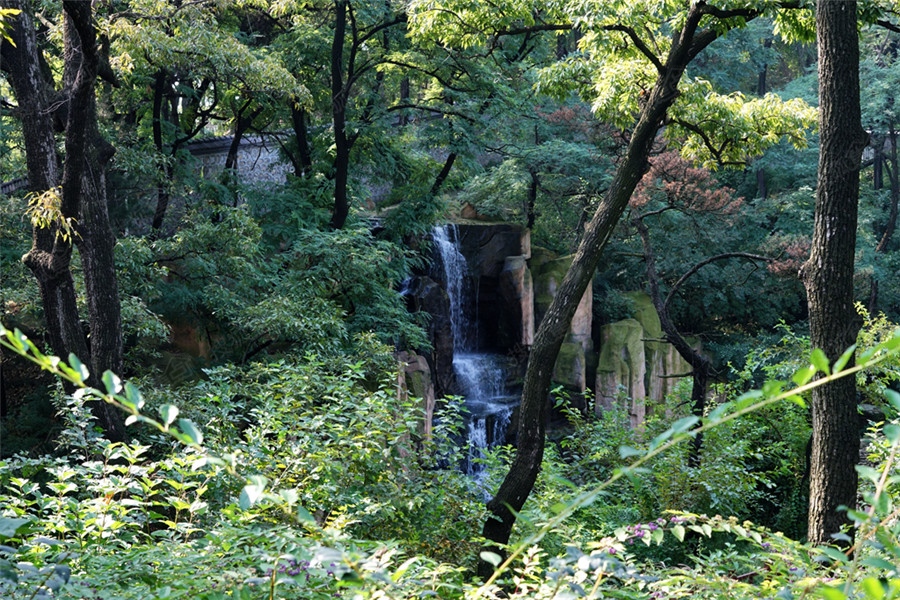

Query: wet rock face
left=406, top=275, right=455, bottom=398
left=448, top=223, right=531, bottom=352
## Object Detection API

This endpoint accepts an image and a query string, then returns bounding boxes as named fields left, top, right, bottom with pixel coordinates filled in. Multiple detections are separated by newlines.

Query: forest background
left=2, top=0, right=900, bottom=598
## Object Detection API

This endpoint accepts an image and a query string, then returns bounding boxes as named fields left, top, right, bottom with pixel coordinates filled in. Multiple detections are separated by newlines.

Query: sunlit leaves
left=670, top=83, right=817, bottom=169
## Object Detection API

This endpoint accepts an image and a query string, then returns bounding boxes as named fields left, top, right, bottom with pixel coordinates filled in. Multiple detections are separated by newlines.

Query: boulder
left=594, top=292, right=693, bottom=427
left=407, top=276, right=455, bottom=397
left=531, top=250, right=593, bottom=390
left=456, top=223, right=525, bottom=279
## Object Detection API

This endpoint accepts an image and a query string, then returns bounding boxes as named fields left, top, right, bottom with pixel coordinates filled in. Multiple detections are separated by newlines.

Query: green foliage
left=2, top=308, right=900, bottom=599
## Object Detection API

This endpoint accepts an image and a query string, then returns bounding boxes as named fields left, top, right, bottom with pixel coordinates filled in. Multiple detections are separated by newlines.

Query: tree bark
left=633, top=217, right=711, bottom=467
left=3, top=0, right=125, bottom=440
left=329, top=0, right=351, bottom=229
left=479, top=4, right=728, bottom=576
left=802, top=0, right=867, bottom=548
left=62, top=0, right=126, bottom=440
left=291, top=106, right=313, bottom=178
left=2, top=0, right=90, bottom=373
left=430, top=152, right=457, bottom=196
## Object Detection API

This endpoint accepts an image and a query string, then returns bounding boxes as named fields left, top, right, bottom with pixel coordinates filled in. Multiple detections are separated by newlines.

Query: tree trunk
left=291, top=106, right=313, bottom=178
left=479, top=5, right=720, bottom=576
left=430, top=152, right=457, bottom=196
left=2, top=0, right=90, bottom=374
left=4, top=0, right=124, bottom=440
left=62, top=0, right=126, bottom=441
left=151, top=69, right=171, bottom=232
left=330, top=0, right=351, bottom=230
left=634, top=217, right=711, bottom=467
left=803, top=0, right=867, bottom=548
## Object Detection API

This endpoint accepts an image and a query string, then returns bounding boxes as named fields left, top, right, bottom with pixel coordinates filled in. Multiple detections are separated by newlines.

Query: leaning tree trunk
left=479, top=5, right=724, bottom=577
left=802, top=0, right=867, bottom=548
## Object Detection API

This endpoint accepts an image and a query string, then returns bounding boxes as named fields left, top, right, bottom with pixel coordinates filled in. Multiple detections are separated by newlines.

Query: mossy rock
left=623, top=291, right=663, bottom=343
left=553, top=341, right=586, bottom=391
left=596, top=318, right=645, bottom=375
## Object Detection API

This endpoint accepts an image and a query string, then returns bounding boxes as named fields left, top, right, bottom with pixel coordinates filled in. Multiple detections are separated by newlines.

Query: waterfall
left=434, top=224, right=517, bottom=478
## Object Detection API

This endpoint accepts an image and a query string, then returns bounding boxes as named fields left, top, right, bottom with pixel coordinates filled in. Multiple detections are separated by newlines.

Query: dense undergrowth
left=1, top=322, right=900, bottom=599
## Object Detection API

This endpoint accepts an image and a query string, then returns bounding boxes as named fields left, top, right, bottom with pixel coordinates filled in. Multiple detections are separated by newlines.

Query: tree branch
left=603, top=25, right=663, bottom=73
left=665, top=252, right=773, bottom=311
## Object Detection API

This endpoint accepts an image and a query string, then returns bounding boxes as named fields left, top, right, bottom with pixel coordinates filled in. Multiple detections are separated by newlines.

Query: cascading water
left=434, top=224, right=517, bottom=478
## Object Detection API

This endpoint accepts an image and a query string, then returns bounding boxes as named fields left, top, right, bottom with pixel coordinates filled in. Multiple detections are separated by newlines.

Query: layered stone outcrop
left=531, top=249, right=593, bottom=392
left=595, top=292, right=691, bottom=427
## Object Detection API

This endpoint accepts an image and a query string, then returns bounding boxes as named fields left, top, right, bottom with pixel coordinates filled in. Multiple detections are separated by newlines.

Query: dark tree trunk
left=224, top=103, right=263, bottom=173
left=633, top=217, right=711, bottom=467
left=526, top=169, right=538, bottom=230
left=802, top=0, right=867, bottom=548
left=4, top=0, right=124, bottom=440
left=62, top=0, right=126, bottom=441
left=430, top=152, right=457, bottom=196
left=3, top=0, right=90, bottom=373
left=291, top=106, right=313, bottom=177
left=330, top=0, right=351, bottom=230
left=873, top=133, right=884, bottom=191
left=479, top=4, right=726, bottom=577
left=399, top=77, right=410, bottom=125
left=151, top=69, right=170, bottom=232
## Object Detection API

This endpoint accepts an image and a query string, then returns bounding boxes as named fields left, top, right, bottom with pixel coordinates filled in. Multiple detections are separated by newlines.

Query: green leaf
left=786, top=394, right=807, bottom=408
left=159, top=404, right=179, bottom=427
left=177, top=419, right=203, bottom=445
left=619, top=446, right=643, bottom=459
left=884, top=424, right=900, bottom=445
left=651, top=528, right=664, bottom=545
left=0, top=517, right=31, bottom=538
left=860, top=577, right=885, bottom=600
left=832, top=344, right=856, bottom=373
left=885, top=389, right=900, bottom=413
left=672, top=525, right=685, bottom=542
left=297, top=506, right=316, bottom=525
left=480, top=552, right=501, bottom=567
left=67, top=354, right=90, bottom=383
left=124, top=382, right=145, bottom=412
left=671, top=416, right=700, bottom=434
left=810, top=348, right=831, bottom=376
left=860, top=557, right=898, bottom=573
left=792, top=365, right=816, bottom=386
left=818, top=586, right=847, bottom=600
left=817, top=546, right=849, bottom=564
left=857, top=465, right=881, bottom=485
left=102, top=371, right=122, bottom=395
left=239, top=478, right=267, bottom=510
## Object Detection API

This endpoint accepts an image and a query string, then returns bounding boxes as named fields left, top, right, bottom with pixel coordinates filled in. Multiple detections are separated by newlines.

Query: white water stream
left=434, top=224, right=517, bottom=477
